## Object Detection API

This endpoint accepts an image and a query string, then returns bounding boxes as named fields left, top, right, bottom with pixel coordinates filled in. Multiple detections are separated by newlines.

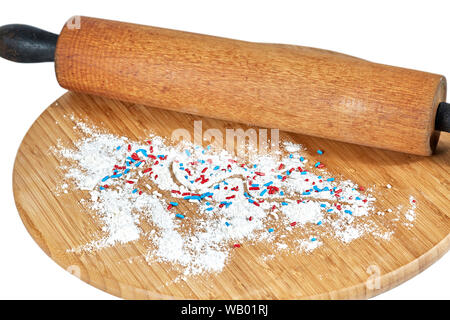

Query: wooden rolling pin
left=1, top=16, right=449, bottom=155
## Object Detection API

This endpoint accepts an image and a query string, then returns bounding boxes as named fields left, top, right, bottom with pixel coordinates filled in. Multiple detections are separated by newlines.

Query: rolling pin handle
left=435, top=102, right=450, bottom=133
left=0, top=24, right=58, bottom=63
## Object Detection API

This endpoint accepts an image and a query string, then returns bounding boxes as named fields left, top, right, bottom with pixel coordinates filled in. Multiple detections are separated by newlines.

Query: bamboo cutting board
left=13, top=91, right=450, bottom=299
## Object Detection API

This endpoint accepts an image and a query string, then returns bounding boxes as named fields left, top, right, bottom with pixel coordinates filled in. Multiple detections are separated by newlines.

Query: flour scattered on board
left=52, top=119, right=418, bottom=278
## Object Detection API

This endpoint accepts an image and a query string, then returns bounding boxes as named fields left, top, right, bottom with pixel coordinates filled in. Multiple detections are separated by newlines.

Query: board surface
left=13, top=92, right=450, bottom=299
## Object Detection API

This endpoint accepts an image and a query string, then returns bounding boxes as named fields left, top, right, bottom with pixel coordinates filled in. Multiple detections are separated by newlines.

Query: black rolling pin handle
left=436, top=102, right=450, bottom=133
left=0, top=24, right=57, bottom=63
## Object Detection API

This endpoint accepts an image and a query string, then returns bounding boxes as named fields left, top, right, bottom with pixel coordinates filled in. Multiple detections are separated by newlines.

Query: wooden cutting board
left=13, top=91, right=450, bottom=299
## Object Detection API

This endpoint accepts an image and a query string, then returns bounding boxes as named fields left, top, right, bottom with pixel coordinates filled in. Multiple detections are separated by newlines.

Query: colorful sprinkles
left=55, top=120, right=419, bottom=278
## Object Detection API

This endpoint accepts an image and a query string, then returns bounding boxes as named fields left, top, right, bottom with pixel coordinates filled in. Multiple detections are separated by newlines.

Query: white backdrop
left=0, top=0, right=448, bottom=299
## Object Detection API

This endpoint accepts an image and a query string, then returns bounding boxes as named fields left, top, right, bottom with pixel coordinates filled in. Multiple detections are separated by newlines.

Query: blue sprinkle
left=206, top=202, right=210, bottom=206
left=280, top=191, right=284, bottom=196
left=206, top=207, right=214, bottom=211
left=289, top=154, right=293, bottom=159
left=214, top=185, right=220, bottom=189
left=253, top=164, right=257, bottom=168
left=176, top=214, right=185, bottom=219
left=320, top=204, right=327, bottom=208
left=223, top=181, right=229, bottom=185
left=301, top=171, right=307, bottom=175
left=184, top=175, right=188, bottom=179
left=185, top=150, right=191, bottom=156
left=179, top=163, right=184, bottom=166
left=315, top=162, right=321, bottom=168
left=135, top=161, right=143, bottom=167
left=323, top=187, right=330, bottom=191
left=124, top=168, right=130, bottom=174
left=300, top=157, right=305, bottom=162
left=355, top=197, right=361, bottom=200
left=111, top=173, right=123, bottom=178
left=286, top=170, right=291, bottom=176
left=327, top=178, right=335, bottom=182
left=170, top=202, right=178, bottom=206
left=281, top=202, right=288, bottom=206
left=225, top=222, right=230, bottom=226
left=136, top=149, right=148, bottom=157
left=260, top=189, right=267, bottom=196
left=268, top=228, right=274, bottom=233
left=213, top=166, right=220, bottom=170
left=202, top=192, right=213, bottom=198
left=157, top=155, right=165, bottom=159
left=344, top=210, right=353, bottom=215
left=317, top=221, right=322, bottom=225
left=251, top=184, right=259, bottom=187
left=99, top=186, right=105, bottom=190
left=116, top=146, right=121, bottom=150
left=132, top=189, right=138, bottom=194
left=318, top=176, right=322, bottom=179
left=244, top=192, right=252, bottom=198
left=264, top=181, right=273, bottom=187
left=302, top=191, right=311, bottom=195
left=311, top=237, right=317, bottom=242
left=327, top=208, right=334, bottom=213
left=277, top=175, right=283, bottom=179
left=102, top=176, right=110, bottom=182
left=220, top=201, right=232, bottom=208
left=317, top=150, right=323, bottom=155
left=126, top=161, right=131, bottom=167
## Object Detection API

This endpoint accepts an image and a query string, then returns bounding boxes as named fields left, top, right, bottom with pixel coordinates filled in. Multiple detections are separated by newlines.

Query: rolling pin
left=1, top=16, right=449, bottom=156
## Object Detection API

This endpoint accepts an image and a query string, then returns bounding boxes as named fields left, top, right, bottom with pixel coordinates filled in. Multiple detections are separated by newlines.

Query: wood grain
left=13, top=92, right=450, bottom=299
left=55, top=16, right=446, bottom=156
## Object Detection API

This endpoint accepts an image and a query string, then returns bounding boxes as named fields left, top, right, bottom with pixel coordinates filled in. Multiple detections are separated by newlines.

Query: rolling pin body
left=54, top=17, right=446, bottom=155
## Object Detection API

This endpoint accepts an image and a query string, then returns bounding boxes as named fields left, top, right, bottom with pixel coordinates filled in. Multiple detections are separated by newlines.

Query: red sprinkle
left=127, top=144, right=131, bottom=152
left=126, top=180, right=134, bottom=184
left=248, top=216, right=253, bottom=221
left=233, top=244, right=241, bottom=248
left=255, top=172, right=265, bottom=176
left=290, top=222, right=297, bottom=227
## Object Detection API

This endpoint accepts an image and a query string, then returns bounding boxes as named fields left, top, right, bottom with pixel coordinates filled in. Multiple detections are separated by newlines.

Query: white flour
left=53, top=119, right=418, bottom=277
